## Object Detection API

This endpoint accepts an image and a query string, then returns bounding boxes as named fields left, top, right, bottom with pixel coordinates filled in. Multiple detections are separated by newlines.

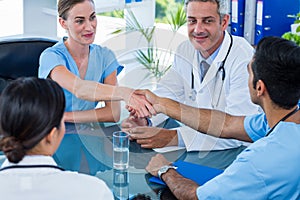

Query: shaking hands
left=126, top=89, right=163, bottom=118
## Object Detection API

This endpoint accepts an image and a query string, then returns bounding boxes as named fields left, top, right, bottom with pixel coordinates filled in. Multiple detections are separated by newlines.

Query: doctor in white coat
left=123, top=0, right=260, bottom=151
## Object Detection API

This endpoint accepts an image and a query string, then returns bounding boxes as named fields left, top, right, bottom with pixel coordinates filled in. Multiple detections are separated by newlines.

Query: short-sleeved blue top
left=244, top=101, right=300, bottom=142
left=197, top=122, right=300, bottom=199
left=39, top=38, right=123, bottom=112
left=196, top=101, right=300, bottom=199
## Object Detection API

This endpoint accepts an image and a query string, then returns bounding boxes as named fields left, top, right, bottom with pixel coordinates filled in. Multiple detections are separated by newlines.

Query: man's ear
left=256, top=80, right=266, bottom=97
left=221, top=14, right=230, bottom=31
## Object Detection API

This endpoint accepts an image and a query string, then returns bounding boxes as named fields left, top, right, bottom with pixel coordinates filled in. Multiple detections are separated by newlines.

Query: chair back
left=0, top=37, right=57, bottom=92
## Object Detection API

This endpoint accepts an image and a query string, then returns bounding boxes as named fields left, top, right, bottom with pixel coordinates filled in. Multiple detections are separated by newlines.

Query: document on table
left=153, top=146, right=185, bottom=153
left=180, top=126, right=247, bottom=151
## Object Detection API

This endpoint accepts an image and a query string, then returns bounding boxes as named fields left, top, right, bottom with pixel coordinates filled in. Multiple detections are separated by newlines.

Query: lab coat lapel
left=199, top=31, right=232, bottom=90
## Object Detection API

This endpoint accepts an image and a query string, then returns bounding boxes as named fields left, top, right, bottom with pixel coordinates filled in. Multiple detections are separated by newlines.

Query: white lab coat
left=0, top=155, right=113, bottom=200
left=152, top=31, right=261, bottom=151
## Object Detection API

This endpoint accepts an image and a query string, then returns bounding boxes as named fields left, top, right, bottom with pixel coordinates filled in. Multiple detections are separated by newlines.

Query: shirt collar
left=198, top=44, right=222, bottom=66
left=1, top=155, right=57, bottom=168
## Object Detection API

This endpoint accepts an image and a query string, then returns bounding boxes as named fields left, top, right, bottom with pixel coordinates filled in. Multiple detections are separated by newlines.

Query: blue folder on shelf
left=231, top=0, right=246, bottom=36
left=149, top=160, right=223, bottom=186
left=254, top=0, right=300, bottom=45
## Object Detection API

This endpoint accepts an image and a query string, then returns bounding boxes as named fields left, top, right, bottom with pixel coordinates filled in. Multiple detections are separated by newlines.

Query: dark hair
left=0, top=77, right=65, bottom=163
left=184, top=0, right=229, bottom=18
left=58, top=0, right=94, bottom=20
left=251, top=36, right=300, bottom=109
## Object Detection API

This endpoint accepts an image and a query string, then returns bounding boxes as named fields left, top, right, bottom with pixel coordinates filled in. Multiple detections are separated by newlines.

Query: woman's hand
left=127, top=91, right=156, bottom=118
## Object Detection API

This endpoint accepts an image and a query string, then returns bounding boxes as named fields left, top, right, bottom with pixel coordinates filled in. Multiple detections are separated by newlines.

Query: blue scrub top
left=244, top=101, right=300, bottom=142
left=196, top=101, right=300, bottom=199
left=39, top=38, right=123, bottom=112
left=197, top=122, right=300, bottom=199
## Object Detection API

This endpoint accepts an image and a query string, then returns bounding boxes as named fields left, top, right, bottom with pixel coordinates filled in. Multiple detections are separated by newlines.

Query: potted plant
left=282, top=13, right=300, bottom=45
left=111, top=1, right=186, bottom=81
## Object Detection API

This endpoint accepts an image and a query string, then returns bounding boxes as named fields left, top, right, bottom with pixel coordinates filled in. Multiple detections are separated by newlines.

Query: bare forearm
left=75, top=79, right=132, bottom=102
left=64, top=102, right=121, bottom=123
left=157, top=97, right=251, bottom=142
left=162, top=169, right=198, bottom=200
left=157, top=97, right=222, bottom=135
left=51, top=66, right=129, bottom=102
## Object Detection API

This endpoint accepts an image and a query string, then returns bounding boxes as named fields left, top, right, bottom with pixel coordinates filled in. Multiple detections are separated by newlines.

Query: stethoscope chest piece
left=189, top=89, right=197, bottom=101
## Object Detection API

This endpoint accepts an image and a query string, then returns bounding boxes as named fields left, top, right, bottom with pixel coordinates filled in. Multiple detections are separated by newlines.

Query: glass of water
left=113, top=131, right=129, bottom=170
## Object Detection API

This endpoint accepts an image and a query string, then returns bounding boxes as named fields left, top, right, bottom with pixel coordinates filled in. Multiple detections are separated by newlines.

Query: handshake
left=123, top=89, right=179, bottom=149
left=125, top=89, right=163, bottom=119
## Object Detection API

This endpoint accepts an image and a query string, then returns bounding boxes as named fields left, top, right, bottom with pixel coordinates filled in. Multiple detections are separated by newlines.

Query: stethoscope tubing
left=189, top=34, right=233, bottom=106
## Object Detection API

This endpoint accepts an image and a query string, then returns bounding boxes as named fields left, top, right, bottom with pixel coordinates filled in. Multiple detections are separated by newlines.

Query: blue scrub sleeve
left=244, top=113, right=268, bottom=142
left=244, top=101, right=299, bottom=142
left=100, top=49, right=123, bottom=82
left=39, top=50, right=66, bottom=78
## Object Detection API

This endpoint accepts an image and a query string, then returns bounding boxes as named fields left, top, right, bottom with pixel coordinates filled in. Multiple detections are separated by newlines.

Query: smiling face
left=186, top=1, right=229, bottom=57
left=59, top=0, right=97, bottom=45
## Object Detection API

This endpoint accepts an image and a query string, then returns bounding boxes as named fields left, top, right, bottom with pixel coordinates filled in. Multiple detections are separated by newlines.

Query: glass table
left=51, top=122, right=246, bottom=199
left=0, top=120, right=245, bottom=199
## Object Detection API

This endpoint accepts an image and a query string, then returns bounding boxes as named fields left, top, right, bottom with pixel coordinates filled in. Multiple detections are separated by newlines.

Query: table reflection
left=50, top=121, right=246, bottom=199
left=0, top=120, right=245, bottom=199
left=113, top=169, right=129, bottom=200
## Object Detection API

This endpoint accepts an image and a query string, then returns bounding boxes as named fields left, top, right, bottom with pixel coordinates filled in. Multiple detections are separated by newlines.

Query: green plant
left=111, top=1, right=186, bottom=80
left=136, top=47, right=171, bottom=79
left=167, top=1, right=186, bottom=32
left=282, top=32, right=300, bottom=46
left=287, top=13, right=300, bottom=24
left=282, top=13, right=300, bottom=46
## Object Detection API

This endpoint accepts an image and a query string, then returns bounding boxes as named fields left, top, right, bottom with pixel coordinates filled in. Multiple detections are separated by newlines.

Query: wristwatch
left=158, top=165, right=177, bottom=180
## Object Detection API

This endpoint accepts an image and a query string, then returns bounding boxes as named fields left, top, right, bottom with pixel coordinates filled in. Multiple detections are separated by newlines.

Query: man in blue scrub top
left=141, top=36, right=300, bottom=199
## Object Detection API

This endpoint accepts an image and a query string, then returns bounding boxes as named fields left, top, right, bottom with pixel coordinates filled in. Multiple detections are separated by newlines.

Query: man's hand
left=133, top=89, right=163, bottom=113
left=121, top=116, right=148, bottom=132
left=129, top=127, right=178, bottom=148
left=127, top=92, right=156, bottom=118
left=145, top=154, right=171, bottom=177
left=146, top=155, right=199, bottom=200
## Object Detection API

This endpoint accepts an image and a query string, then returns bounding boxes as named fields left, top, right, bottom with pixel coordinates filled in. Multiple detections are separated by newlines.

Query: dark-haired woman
left=0, top=77, right=113, bottom=199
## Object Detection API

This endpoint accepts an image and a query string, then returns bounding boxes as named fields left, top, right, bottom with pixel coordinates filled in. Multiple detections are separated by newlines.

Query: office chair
left=0, top=37, right=57, bottom=93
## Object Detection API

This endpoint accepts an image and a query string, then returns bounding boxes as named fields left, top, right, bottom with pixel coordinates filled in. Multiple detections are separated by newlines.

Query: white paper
left=153, top=146, right=185, bottom=153
left=179, top=126, right=246, bottom=152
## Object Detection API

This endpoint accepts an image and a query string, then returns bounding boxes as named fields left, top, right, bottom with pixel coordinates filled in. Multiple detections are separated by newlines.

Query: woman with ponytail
left=0, top=77, right=113, bottom=199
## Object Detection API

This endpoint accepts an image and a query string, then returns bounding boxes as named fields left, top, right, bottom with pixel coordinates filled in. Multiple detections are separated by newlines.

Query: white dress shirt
left=0, top=155, right=113, bottom=200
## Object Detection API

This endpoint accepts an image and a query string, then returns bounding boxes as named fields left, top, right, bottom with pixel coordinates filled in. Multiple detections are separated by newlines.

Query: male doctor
left=122, top=0, right=260, bottom=151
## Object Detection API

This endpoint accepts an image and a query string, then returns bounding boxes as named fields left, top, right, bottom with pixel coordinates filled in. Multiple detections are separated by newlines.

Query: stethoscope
left=189, top=33, right=233, bottom=108
left=265, top=106, right=299, bottom=137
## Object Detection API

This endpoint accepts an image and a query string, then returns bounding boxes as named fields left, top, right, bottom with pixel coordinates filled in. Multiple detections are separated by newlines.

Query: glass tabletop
left=52, top=122, right=246, bottom=199
left=0, top=121, right=245, bottom=199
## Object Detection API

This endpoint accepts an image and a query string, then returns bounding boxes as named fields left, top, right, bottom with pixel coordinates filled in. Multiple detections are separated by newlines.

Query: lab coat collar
left=1, top=155, right=58, bottom=168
